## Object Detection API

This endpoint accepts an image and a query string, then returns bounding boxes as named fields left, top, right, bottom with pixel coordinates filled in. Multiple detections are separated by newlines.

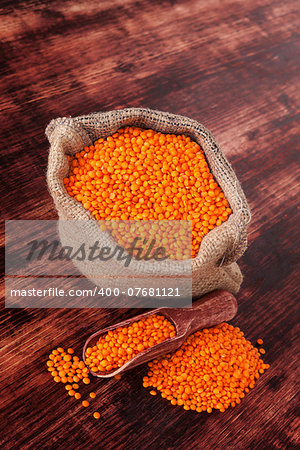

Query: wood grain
left=0, top=0, right=299, bottom=448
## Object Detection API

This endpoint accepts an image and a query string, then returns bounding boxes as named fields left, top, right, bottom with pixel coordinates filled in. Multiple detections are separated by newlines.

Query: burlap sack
left=46, top=108, right=251, bottom=297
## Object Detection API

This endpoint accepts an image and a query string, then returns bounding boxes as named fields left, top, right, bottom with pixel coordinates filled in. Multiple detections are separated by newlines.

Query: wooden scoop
left=82, top=290, right=237, bottom=378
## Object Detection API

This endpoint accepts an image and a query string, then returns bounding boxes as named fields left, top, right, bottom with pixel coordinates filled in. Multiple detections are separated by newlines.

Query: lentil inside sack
left=63, top=127, right=232, bottom=258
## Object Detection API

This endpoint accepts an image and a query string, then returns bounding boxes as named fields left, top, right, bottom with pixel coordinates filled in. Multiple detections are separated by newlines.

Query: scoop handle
left=165, top=290, right=237, bottom=334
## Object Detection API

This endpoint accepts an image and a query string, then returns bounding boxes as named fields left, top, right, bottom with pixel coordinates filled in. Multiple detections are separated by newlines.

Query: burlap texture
left=46, top=108, right=251, bottom=297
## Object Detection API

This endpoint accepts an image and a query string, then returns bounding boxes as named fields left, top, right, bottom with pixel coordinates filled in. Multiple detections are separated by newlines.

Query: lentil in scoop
left=84, top=314, right=176, bottom=373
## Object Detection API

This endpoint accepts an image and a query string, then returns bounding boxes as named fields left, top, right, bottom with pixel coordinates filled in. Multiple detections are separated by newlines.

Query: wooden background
left=1, top=0, right=299, bottom=448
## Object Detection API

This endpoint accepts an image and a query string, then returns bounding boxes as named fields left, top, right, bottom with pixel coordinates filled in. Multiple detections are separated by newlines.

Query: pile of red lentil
left=143, top=323, right=269, bottom=412
left=63, top=127, right=232, bottom=258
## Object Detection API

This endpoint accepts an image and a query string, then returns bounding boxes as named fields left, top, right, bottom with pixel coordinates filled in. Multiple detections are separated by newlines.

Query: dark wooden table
left=1, top=0, right=299, bottom=448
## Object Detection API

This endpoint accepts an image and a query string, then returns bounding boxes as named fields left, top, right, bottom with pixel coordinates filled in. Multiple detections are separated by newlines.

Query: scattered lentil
left=93, top=412, right=100, bottom=419
left=47, top=347, right=99, bottom=419
left=46, top=347, right=90, bottom=386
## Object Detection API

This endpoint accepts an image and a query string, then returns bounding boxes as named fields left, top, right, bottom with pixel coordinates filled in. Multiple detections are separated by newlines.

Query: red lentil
left=46, top=347, right=90, bottom=386
left=85, top=314, right=175, bottom=372
left=143, top=323, right=269, bottom=412
left=64, top=127, right=232, bottom=258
